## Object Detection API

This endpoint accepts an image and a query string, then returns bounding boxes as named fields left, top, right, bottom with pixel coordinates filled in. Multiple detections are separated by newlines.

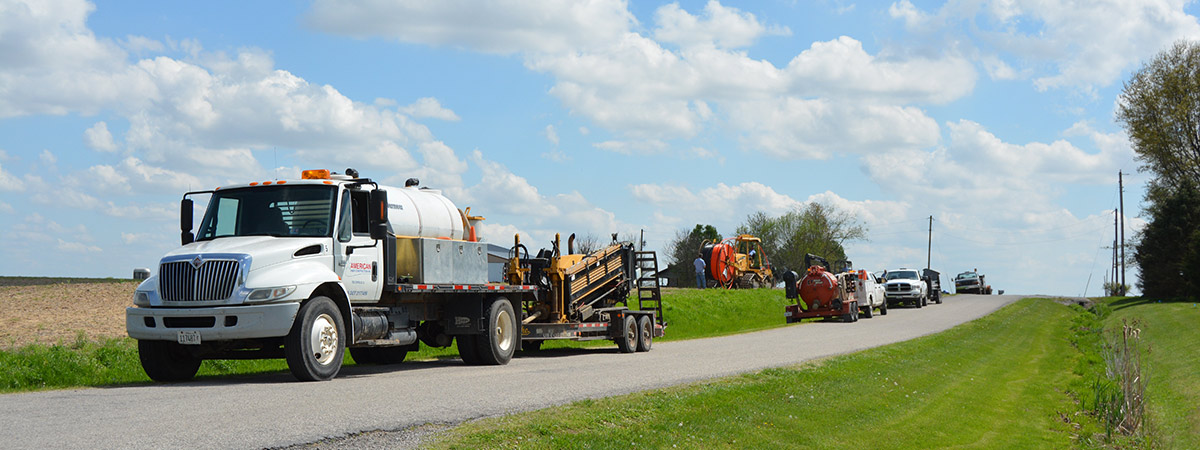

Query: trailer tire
left=285, top=296, right=345, bottom=381
left=616, top=315, right=638, bottom=353
left=636, top=315, right=653, bottom=352
left=138, top=340, right=201, bottom=382
left=457, top=335, right=481, bottom=365
left=473, top=298, right=517, bottom=365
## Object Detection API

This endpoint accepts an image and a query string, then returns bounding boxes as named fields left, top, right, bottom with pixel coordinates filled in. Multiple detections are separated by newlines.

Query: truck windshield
left=956, top=272, right=977, bottom=280
left=885, top=270, right=919, bottom=280
left=196, top=185, right=337, bottom=240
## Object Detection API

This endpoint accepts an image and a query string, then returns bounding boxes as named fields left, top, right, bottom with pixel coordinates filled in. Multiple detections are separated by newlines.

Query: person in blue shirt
left=693, top=254, right=706, bottom=289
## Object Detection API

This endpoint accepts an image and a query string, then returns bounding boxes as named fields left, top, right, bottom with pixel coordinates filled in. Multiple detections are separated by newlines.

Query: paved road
left=0, top=294, right=1020, bottom=449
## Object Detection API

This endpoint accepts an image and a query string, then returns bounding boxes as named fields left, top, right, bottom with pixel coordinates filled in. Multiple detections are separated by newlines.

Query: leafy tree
left=1118, top=41, right=1200, bottom=298
left=1132, top=180, right=1200, bottom=298
left=1117, top=40, right=1200, bottom=192
left=664, top=224, right=721, bottom=287
left=736, top=202, right=867, bottom=276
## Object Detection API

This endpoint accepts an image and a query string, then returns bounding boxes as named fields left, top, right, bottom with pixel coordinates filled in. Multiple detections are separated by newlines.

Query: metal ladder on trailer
left=634, top=251, right=665, bottom=326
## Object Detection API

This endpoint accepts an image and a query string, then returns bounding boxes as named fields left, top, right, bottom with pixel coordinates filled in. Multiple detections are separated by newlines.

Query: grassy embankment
left=430, top=298, right=1081, bottom=449
left=1105, top=297, right=1200, bottom=449
left=0, top=286, right=792, bottom=392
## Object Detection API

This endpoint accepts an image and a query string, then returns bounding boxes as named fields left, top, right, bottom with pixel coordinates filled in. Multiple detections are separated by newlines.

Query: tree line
left=662, top=202, right=867, bottom=287
left=1117, top=41, right=1200, bottom=298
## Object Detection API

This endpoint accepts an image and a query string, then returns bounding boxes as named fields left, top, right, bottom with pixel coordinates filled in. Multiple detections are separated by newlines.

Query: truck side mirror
left=181, top=198, right=194, bottom=245
left=369, top=189, right=389, bottom=241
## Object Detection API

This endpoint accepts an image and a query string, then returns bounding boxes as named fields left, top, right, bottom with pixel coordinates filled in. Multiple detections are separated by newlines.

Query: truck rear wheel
left=636, top=315, right=653, bottom=352
left=472, top=298, right=517, bottom=365
left=880, top=300, right=888, bottom=315
left=616, top=315, right=638, bottom=353
left=457, top=335, right=481, bottom=365
left=862, top=298, right=874, bottom=319
left=350, top=347, right=408, bottom=365
left=285, top=296, right=345, bottom=381
left=138, top=340, right=201, bottom=382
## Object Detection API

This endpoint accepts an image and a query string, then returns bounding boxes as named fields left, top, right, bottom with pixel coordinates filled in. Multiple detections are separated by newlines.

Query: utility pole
left=927, top=215, right=933, bottom=270
left=1113, top=208, right=1118, bottom=291
left=1119, top=171, right=1126, bottom=295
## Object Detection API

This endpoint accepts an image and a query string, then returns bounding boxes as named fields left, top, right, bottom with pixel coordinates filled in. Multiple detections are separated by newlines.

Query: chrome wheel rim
left=310, top=313, right=339, bottom=365
left=496, top=309, right=514, bottom=353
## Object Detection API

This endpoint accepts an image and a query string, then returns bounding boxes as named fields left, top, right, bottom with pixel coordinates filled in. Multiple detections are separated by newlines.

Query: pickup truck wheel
left=472, top=297, right=517, bottom=365
left=915, top=297, right=924, bottom=308
left=862, top=298, right=874, bottom=318
left=636, top=315, right=653, bottom=352
left=457, top=335, right=481, bottom=365
left=880, top=301, right=888, bottom=315
left=616, top=315, right=638, bottom=353
left=138, top=340, right=201, bottom=382
left=922, top=295, right=928, bottom=307
left=285, top=296, right=345, bottom=381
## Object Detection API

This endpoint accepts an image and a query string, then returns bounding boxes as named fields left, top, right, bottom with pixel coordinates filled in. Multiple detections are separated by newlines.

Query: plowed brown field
left=0, top=280, right=138, bottom=348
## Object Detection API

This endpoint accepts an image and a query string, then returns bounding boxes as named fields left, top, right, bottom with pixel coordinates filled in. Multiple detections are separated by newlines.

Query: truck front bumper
left=126, top=302, right=300, bottom=341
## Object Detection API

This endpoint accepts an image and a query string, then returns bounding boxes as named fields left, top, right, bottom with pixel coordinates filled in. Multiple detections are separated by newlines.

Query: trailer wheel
left=138, top=340, right=201, bottom=382
left=456, top=335, right=481, bottom=365
left=636, top=315, right=653, bottom=352
left=616, top=315, right=638, bottom=353
left=935, top=293, right=942, bottom=304
left=285, top=296, right=345, bottom=381
left=472, top=298, right=517, bottom=365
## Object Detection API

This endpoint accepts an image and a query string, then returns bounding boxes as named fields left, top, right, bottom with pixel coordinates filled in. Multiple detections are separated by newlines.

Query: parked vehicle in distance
left=856, top=269, right=887, bottom=317
left=954, top=270, right=993, bottom=294
left=883, top=268, right=928, bottom=308
left=923, top=268, right=942, bottom=305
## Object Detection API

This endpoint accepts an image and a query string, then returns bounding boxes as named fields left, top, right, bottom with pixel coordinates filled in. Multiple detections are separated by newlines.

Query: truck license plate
left=177, top=331, right=201, bottom=345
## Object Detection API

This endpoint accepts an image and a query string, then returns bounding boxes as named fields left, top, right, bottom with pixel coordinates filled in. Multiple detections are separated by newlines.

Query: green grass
left=0, top=334, right=289, bottom=393
left=431, top=298, right=1080, bottom=449
left=0, top=288, right=789, bottom=391
left=1105, top=297, right=1200, bottom=449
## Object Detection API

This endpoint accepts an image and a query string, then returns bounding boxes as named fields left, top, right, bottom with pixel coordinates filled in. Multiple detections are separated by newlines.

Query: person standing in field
left=693, top=253, right=706, bottom=289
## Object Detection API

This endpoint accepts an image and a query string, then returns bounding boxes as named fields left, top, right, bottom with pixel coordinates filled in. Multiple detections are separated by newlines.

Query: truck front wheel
left=285, top=296, right=345, bottom=381
left=138, top=340, right=201, bottom=382
left=472, top=297, right=517, bottom=365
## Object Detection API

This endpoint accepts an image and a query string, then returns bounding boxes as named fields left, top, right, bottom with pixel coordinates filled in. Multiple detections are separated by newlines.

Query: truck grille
left=160, top=260, right=240, bottom=301
left=887, top=283, right=911, bottom=292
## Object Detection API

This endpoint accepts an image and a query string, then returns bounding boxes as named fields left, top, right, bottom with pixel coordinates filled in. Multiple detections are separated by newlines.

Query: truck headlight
left=247, top=286, right=296, bottom=302
left=133, top=291, right=151, bottom=306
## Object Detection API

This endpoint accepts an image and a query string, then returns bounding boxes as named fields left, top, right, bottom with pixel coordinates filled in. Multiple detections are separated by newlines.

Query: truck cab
left=127, top=169, right=494, bottom=382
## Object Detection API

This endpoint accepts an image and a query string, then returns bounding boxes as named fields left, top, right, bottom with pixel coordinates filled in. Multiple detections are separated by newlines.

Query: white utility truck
left=127, top=169, right=662, bottom=382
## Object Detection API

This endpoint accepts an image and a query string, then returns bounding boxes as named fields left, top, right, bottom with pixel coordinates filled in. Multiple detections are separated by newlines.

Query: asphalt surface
left=0, top=293, right=1020, bottom=449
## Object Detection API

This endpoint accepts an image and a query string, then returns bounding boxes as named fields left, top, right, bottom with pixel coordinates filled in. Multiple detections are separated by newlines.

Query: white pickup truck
left=883, top=268, right=928, bottom=308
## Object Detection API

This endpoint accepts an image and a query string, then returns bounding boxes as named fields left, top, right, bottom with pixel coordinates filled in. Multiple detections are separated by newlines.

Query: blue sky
left=3, top=0, right=1194, bottom=296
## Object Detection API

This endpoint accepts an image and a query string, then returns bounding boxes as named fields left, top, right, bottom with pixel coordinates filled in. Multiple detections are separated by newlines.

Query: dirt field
left=0, top=280, right=139, bottom=348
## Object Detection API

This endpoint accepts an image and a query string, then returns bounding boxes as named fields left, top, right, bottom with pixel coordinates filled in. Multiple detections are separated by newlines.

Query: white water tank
left=382, top=185, right=467, bottom=240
